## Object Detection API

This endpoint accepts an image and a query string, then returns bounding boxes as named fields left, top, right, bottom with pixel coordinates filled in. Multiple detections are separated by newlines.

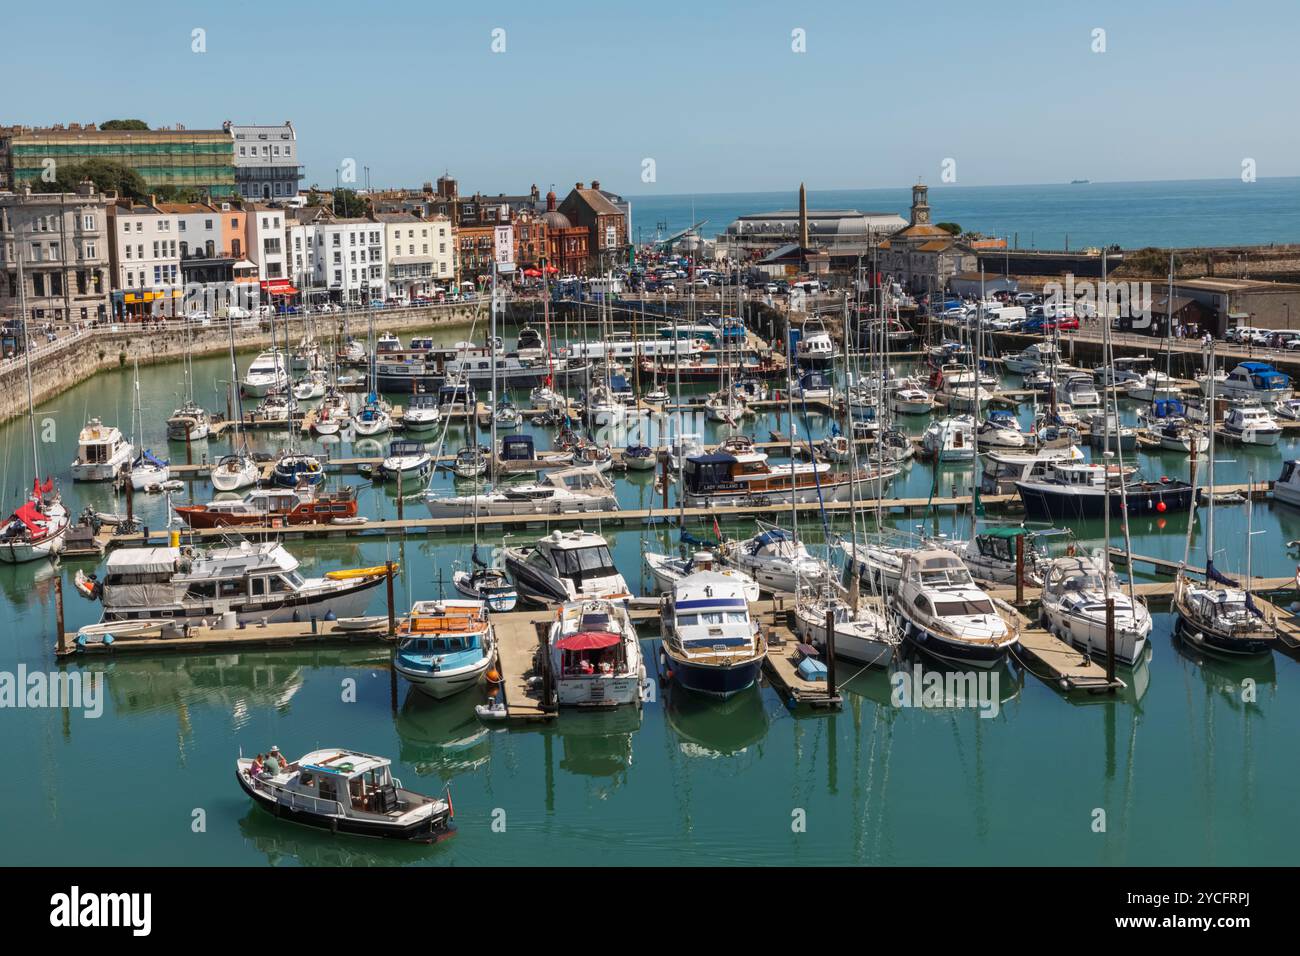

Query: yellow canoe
left=325, top=564, right=397, bottom=581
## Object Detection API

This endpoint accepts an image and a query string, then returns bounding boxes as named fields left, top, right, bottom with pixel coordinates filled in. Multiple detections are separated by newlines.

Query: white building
left=106, top=199, right=181, bottom=317
left=225, top=121, right=303, bottom=202
left=246, top=203, right=288, bottom=282
left=289, top=212, right=385, bottom=303
left=377, top=212, right=438, bottom=299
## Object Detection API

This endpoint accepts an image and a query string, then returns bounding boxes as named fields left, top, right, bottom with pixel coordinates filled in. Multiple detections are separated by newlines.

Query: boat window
left=186, top=581, right=217, bottom=600
left=250, top=577, right=266, bottom=597
left=219, top=580, right=245, bottom=597
left=678, top=611, right=748, bottom=626
left=912, top=594, right=931, bottom=615
left=554, top=545, right=617, bottom=578
left=934, top=599, right=995, bottom=616
left=1282, top=462, right=1296, bottom=483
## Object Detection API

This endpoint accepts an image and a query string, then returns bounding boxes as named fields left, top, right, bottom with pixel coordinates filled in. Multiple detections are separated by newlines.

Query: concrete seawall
left=0, top=303, right=502, bottom=427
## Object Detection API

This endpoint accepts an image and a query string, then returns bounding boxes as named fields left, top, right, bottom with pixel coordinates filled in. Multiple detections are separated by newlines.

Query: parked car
left=1013, top=292, right=1037, bottom=305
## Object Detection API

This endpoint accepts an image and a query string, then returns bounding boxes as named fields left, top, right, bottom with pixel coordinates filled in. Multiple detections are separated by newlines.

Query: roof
left=915, top=239, right=954, bottom=252
left=106, top=547, right=180, bottom=573
left=893, top=222, right=953, bottom=239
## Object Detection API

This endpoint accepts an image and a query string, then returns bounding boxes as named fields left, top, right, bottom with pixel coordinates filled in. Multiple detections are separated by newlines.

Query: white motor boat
left=70, top=418, right=133, bottom=482
left=1274, top=397, right=1300, bottom=421
left=922, top=415, right=975, bottom=461
left=1062, top=373, right=1102, bottom=410
left=1222, top=403, right=1282, bottom=446
left=545, top=598, right=646, bottom=707
left=370, top=440, right=433, bottom=482
left=292, top=370, right=328, bottom=401
left=1003, top=342, right=1060, bottom=375
left=1126, top=369, right=1182, bottom=403
left=659, top=571, right=765, bottom=698
left=890, top=382, right=935, bottom=416
left=722, top=526, right=830, bottom=594
left=1039, top=554, right=1151, bottom=665
left=242, top=349, right=289, bottom=397
left=891, top=548, right=1019, bottom=669
left=976, top=414, right=1026, bottom=450
left=1199, top=362, right=1293, bottom=404
left=1274, top=459, right=1300, bottom=508
left=584, top=383, right=626, bottom=427
left=643, top=549, right=760, bottom=602
left=503, top=529, right=630, bottom=606
left=427, top=466, right=617, bottom=518
left=402, top=393, right=441, bottom=431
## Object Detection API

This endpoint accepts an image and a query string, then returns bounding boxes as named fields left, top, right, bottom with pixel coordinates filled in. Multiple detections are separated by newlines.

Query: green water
left=2, top=331, right=1297, bottom=866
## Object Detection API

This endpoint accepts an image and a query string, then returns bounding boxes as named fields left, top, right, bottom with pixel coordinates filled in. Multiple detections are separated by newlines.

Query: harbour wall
left=0, top=303, right=500, bottom=427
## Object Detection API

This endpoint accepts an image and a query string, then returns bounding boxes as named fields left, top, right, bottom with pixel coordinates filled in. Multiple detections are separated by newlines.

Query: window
left=153, top=241, right=160, bottom=258
left=125, top=244, right=133, bottom=260
left=83, top=214, right=95, bottom=230
left=85, top=241, right=96, bottom=259
left=204, top=220, right=213, bottom=230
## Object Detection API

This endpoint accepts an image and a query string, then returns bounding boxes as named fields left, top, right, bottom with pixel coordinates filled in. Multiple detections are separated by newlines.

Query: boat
left=253, top=392, right=292, bottom=422
left=352, top=398, right=393, bottom=437
left=370, top=440, right=433, bottom=482
left=437, top=379, right=475, bottom=416
left=664, top=433, right=704, bottom=474
left=85, top=540, right=385, bottom=624
left=921, top=415, right=975, bottom=462
left=314, top=390, right=351, bottom=435
left=493, top=398, right=521, bottom=429
left=643, top=548, right=760, bottom=601
left=290, top=339, right=323, bottom=373
left=704, top=389, right=746, bottom=424
left=570, top=439, right=613, bottom=473
left=1016, top=461, right=1194, bottom=521
left=242, top=349, right=289, bottom=397
left=1200, top=361, right=1293, bottom=403
left=795, top=320, right=835, bottom=368
left=236, top=747, right=453, bottom=842
left=1126, top=369, right=1182, bottom=403
left=890, top=548, right=1019, bottom=669
left=976, top=411, right=1026, bottom=450
left=174, top=486, right=357, bottom=528
left=1222, top=403, right=1282, bottom=446
left=1062, top=373, right=1102, bottom=410
left=979, top=446, right=1085, bottom=495
left=1274, top=460, right=1300, bottom=507
left=659, top=571, right=765, bottom=698
left=450, top=445, right=488, bottom=481
left=623, top=444, right=657, bottom=471
left=166, top=399, right=212, bottom=442
left=584, top=382, right=626, bottom=427
left=402, top=393, right=441, bottom=431
left=130, top=449, right=170, bottom=491
left=452, top=565, right=518, bottom=612
left=393, top=600, right=497, bottom=699
left=721, top=525, right=830, bottom=594
left=503, top=529, right=630, bottom=606
left=1095, top=356, right=1151, bottom=388
left=0, top=479, right=68, bottom=564
left=681, top=440, right=896, bottom=507
left=1003, top=342, right=1060, bottom=375
left=889, top=379, right=936, bottom=416
left=1273, top=397, right=1300, bottom=421
left=292, top=370, right=328, bottom=401
left=545, top=598, right=646, bottom=707
left=271, top=453, right=324, bottom=488
left=932, top=365, right=992, bottom=412
left=793, top=590, right=900, bottom=668
left=1085, top=406, right=1138, bottom=453
left=791, top=369, right=833, bottom=402
left=70, top=418, right=133, bottom=482
left=949, top=526, right=1060, bottom=587
left=1039, top=554, right=1151, bottom=665
left=427, top=466, right=617, bottom=518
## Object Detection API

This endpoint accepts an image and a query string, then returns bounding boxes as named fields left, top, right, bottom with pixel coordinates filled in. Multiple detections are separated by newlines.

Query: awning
left=261, top=280, right=299, bottom=296
left=555, top=630, right=621, bottom=651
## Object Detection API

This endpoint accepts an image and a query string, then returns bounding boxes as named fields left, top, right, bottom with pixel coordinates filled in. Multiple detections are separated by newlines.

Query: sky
left=5, top=0, right=1298, bottom=197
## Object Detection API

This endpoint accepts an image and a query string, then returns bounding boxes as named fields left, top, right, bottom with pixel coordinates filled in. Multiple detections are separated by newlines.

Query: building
left=718, top=187, right=906, bottom=260
left=289, top=210, right=385, bottom=303
left=0, top=180, right=113, bottom=323
left=0, top=123, right=236, bottom=197
left=539, top=189, right=589, bottom=276
left=513, top=208, right=549, bottom=270
left=557, top=180, right=630, bottom=272
left=224, top=121, right=303, bottom=201
left=1169, top=277, right=1300, bottom=336
left=877, top=184, right=977, bottom=298
left=245, top=203, right=289, bottom=286
left=106, top=198, right=181, bottom=319
left=377, top=212, right=441, bottom=299
left=156, top=199, right=257, bottom=292
left=456, top=223, right=498, bottom=282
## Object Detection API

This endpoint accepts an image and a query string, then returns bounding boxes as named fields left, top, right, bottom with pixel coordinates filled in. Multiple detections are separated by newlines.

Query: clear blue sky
left=5, top=0, right=1296, bottom=196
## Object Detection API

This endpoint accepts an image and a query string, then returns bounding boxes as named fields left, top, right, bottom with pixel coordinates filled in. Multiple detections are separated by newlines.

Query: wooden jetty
left=756, top=599, right=842, bottom=709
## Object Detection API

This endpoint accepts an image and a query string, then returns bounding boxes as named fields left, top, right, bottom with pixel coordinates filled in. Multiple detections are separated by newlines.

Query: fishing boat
left=1016, top=461, right=1194, bottom=521
left=81, top=540, right=384, bottom=623
left=1199, top=361, right=1293, bottom=403
left=401, top=392, right=440, bottom=431
left=242, top=349, right=289, bottom=397
left=503, top=529, right=630, bottom=606
left=427, top=466, right=617, bottom=518
left=236, top=748, right=453, bottom=842
left=921, top=415, right=975, bottom=462
left=890, top=548, right=1019, bottom=668
left=545, top=598, right=646, bottom=707
left=393, top=600, right=497, bottom=698
left=1039, top=554, right=1151, bottom=665
left=70, top=419, right=132, bottom=482
left=1221, top=403, right=1282, bottom=446
left=659, top=571, right=765, bottom=698
left=643, top=548, right=760, bottom=601
left=0, top=479, right=68, bottom=564
left=174, top=485, right=356, bottom=528
left=721, top=525, right=830, bottom=594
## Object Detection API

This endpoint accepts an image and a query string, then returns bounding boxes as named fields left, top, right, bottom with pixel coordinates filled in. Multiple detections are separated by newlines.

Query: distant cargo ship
left=1070, top=179, right=1090, bottom=184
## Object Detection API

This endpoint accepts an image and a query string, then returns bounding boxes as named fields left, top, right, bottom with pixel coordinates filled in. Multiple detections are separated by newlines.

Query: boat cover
left=555, top=630, right=621, bottom=651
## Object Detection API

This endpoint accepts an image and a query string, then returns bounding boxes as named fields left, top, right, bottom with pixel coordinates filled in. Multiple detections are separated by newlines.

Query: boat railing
left=250, top=773, right=345, bottom=817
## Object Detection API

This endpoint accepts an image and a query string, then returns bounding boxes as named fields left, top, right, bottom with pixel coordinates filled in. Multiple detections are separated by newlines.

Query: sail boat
left=211, top=313, right=260, bottom=492
left=128, top=358, right=170, bottom=491
left=270, top=307, right=325, bottom=488
left=1172, top=342, right=1276, bottom=657
left=166, top=306, right=212, bottom=440
left=0, top=251, right=70, bottom=564
left=792, top=296, right=898, bottom=666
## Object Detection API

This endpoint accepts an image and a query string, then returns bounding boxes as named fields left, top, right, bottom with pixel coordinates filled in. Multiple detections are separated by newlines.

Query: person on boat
left=250, top=754, right=266, bottom=778
left=265, top=746, right=286, bottom=775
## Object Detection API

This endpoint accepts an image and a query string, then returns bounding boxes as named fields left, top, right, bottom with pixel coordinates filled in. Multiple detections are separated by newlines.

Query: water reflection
left=237, top=807, right=444, bottom=867
left=663, top=683, right=769, bottom=759
left=395, top=689, right=492, bottom=779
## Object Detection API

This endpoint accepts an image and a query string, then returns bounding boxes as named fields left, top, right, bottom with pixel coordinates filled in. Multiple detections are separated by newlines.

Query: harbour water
left=631, top=177, right=1300, bottom=249
left=3, top=325, right=1299, bottom=866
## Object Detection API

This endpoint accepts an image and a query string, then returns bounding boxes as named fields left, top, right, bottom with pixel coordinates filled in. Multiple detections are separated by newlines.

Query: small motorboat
left=369, top=440, right=433, bottom=482
left=453, top=565, right=518, bottom=612
left=236, top=747, right=454, bottom=842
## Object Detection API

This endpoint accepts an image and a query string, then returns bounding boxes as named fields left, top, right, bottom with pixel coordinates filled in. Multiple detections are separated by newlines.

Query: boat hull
left=1016, top=481, right=1194, bottom=521
left=394, top=654, right=494, bottom=699
left=661, top=649, right=763, bottom=699
left=896, top=614, right=1013, bottom=669
left=105, top=575, right=383, bottom=626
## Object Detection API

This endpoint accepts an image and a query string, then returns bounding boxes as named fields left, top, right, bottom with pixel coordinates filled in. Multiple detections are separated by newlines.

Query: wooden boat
left=174, top=486, right=358, bottom=528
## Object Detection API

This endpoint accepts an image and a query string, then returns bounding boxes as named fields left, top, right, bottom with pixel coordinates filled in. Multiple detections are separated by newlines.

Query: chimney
left=576, top=182, right=584, bottom=190
left=592, top=179, right=600, bottom=191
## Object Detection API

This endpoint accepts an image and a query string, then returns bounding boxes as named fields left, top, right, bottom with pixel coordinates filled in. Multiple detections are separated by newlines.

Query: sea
left=626, top=177, right=1300, bottom=250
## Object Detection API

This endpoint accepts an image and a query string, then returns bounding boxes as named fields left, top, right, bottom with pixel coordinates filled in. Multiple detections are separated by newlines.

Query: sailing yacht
left=211, top=316, right=259, bottom=492
left=644, top=548, right=760, bottom=601
left=126, top=361, right=169, bottom=491
left=722, top=526, right=830, bottom=594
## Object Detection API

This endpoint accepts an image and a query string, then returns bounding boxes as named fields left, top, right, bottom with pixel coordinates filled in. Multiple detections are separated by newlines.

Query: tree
left=32, top=158, right=149, bottom=200
left=936, top=222, right=963, bottom=236
left=100, top=119, right=150, bottom=131
left=328, top=188, right=370, bottom=218
left=153, top=184, right=207, bottom=203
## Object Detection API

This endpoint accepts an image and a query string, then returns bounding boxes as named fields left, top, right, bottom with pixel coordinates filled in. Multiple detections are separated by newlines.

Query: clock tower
left=910, top=182, right=931, bottom=226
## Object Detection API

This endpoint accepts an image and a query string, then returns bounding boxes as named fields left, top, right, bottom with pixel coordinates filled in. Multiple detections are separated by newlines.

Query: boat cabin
left=1228, top=362, right=1290, bottom=394
left=500, top=434, right=536, bottom=462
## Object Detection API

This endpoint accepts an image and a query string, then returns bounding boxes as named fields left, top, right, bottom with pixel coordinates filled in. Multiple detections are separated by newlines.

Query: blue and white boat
left=659, top=571, right=765, bottom=698
left=272, top=453, right=324, bottom=488
left=393, top=600, right=498, bottom=699
left=1201, top=361, right=1293, bottom=403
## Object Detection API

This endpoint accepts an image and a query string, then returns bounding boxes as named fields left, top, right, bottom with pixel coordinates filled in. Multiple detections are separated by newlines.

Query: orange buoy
left=486, top=669, right=501, bottom=683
